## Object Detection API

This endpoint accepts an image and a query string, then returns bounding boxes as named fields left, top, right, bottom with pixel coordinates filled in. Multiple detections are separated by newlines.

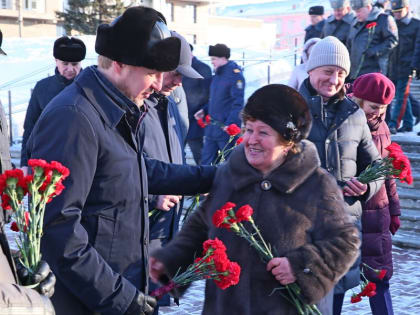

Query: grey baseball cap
left=391, top=0, right=409, bottom=11
left=330, top=0, right=350, bottom=9
left=350, top=0, right=372, bottom=10
left=170, top=31, right=203, bottom=79
left=0, top=30, right=6, bottom=55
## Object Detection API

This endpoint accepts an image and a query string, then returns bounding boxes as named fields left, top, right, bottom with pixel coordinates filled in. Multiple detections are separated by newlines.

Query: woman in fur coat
left=150, top=84, right=360, bottom=315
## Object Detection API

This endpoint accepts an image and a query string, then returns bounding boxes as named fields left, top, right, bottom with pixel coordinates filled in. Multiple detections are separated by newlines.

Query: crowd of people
left=0, top=0, right=416, bottom=314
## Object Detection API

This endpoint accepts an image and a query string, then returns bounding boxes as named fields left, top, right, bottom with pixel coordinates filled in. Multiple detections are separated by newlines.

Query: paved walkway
left=159, top=246, right=420, bottom=315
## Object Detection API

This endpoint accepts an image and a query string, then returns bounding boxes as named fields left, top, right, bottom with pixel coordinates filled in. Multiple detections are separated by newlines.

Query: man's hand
left=266, top=257, right=296, bottom=285
left=16, top=260, right=56, bottom=298
left=125, top=291, right=157, bottom=315
left=390, top=215, right=400, bottom=235
left=194, top=109, right=205, bottom=120
left=343, top=177, right=368, bottom=197
left=149, top=256, right=166, bottom=284
left=156, top=195, right=182, bottom=211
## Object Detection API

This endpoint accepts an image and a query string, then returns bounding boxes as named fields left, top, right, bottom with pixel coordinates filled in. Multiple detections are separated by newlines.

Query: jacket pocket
left=93, top=212, right=118, bottom=262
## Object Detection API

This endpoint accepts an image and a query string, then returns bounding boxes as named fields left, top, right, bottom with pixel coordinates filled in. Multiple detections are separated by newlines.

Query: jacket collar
left=75, top=66, right=131, bottom=129
left=399, top=12, right=412, bottom=25
left=216, top=60, right=234, bottom=75
left=367, top=6, right=381, bottom=21
left=55, top=67, right=75, bottom=86
left=343, top=12, right=356, bottom=24
left=228, top=140, right=320, bottom=194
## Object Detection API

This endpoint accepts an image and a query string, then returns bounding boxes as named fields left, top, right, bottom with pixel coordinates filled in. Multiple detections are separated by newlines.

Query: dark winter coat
left=170, top=87, right=189, bottom=144
left=304, top=19, right=326, bottom=43
left=346, top=6, right=398, bottom=80
left=361, top=117, right=400, bottom=282
left=300, top=79, right=382, bottom=293
left=183, top=56, right=212, bottom=141
left=388, top=13, right=420, bottom=81
left=26, top=66, right=216, bottom=315
left=322, top=12, right=356, bottom=45
left=21, top=68, right=75, bottom=166
left=152, top=141, right=360, bottom=315
left=204, top=61, right=245, bottom=141
left=143, top=94, right=185, bottom=242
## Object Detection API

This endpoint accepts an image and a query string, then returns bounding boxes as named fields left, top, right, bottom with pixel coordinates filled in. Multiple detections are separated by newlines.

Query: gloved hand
left=389, top=215, right=400, bottom=235
left=16, top=260, right=56, bottom=298
left=125, top=291, right=157, bottom=315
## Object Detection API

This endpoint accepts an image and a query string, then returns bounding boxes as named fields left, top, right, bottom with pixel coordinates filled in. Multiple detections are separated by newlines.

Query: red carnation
left=203, top=238, right=227, bottom=253
left=377, top=269, right=387, bottom=280
left=225, top=124, right=241, bottom=136
left=10, top=222, right=19, bottom=232
left=212, top=250, right=229, bottom=272
left=212, top=208, right=232, bottom=229
left=235, top=204, right=253, bottom=222
left=385, top=143, right=403, bottom=154
left=50, top=161, right=70, bottom=179
left=366, top=22, right=377, bottom=29
left=361, top=282, right=376, bottom=297
left=220, top=202, right=236, bottom=211
left=205, top=114, right=211, bottom=125
left=214, top=261, right=241, bottom=289
left=351, top=294, right=362, bottom=303
left=1, top=194, right=11, bottom=210
left=235, top=137, right=243, bottom=145
left=197, top=118, right=206, bottom=128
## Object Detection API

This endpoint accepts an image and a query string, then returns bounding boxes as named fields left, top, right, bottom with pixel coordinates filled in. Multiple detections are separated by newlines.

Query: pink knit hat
left=353, top=73, right=395, bottom=105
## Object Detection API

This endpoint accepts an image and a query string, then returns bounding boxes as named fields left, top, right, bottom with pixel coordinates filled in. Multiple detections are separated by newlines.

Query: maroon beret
left=353, top=73, right=395, bottom=105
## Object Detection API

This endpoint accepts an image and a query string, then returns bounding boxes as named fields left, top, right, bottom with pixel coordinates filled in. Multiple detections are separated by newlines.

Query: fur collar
left=228, top=140, right=321, bottom=194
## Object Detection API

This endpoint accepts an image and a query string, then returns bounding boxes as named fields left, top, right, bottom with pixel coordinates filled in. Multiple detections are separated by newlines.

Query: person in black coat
left=20, top=36, right=86, bottom=166
left=305, top=6, right=326, bottom=43
left=387, top=0, right=420, bottom=133
left=143, top=31, right=203, bottom=312
left=25, top=7, right=216, bottom=315
left=182, top=45, right=212, bottom=164
left=323, top=0, right=356, bottom=45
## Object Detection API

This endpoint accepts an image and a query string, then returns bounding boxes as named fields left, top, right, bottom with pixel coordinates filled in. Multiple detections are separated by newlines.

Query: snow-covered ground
left=0, top=36, right=295, bottom=138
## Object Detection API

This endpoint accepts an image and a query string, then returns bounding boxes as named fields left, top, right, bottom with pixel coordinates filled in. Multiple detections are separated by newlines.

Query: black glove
left=16, top=260, right=56, bottom=298
left=125, top=291, right=157, bottom=315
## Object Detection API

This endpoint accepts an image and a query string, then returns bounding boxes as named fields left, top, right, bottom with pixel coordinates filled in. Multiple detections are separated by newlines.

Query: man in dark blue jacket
left=20, top=36, right=86, bottom=166
left=197, top=43, right=245, bottom=165
left=387, top=0, right=420, bottom=133
left=143, top=31, right=203, bottom=312
left=182, top=45, right=212, bottom=164
left=305, top=6, right=326, bottom=42
left=26, top=7, right=215, bottom=315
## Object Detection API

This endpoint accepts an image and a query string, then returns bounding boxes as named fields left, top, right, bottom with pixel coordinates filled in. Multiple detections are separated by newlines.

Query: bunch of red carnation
left=151, top=238, right=240, bottom=299
left=0, top=159, right=69, bottom=280
left=351, top=264, right=387, bottom=304
left=357, top=142, right=412, bottom=185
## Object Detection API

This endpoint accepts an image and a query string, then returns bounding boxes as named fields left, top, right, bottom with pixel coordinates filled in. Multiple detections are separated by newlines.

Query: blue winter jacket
left=26, top=66, right=215, bottom=315
left=204, top=60, right=245, bottom=140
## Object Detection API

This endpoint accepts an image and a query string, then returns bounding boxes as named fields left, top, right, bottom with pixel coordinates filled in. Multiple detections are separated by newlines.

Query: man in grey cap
left=387, top=0, right=420, bottom=134
left=346, top=0, right=398, bottom=80
left=323, top=0, right=356, bottom=44
left=299, top=36, right=382, bottom=315
left=142, top=31, right=203, bottom=312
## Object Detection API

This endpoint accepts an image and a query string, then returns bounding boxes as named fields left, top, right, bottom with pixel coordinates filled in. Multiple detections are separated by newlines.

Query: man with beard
left=21, top=36, right=86, bottom=166
left=26, top=7, right=215, bottom=315
left=299, top=36, right=382, bottom=315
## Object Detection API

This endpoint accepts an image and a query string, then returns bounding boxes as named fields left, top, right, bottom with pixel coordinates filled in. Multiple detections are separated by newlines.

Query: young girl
left=351, top=73, right=400, bottom=315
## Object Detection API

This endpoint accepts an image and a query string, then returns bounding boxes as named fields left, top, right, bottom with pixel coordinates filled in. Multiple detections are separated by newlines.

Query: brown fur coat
left=152, top=140, right=360, bottom=315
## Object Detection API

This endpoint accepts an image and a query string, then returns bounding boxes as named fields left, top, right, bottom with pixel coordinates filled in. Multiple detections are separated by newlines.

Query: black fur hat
left=242, top=84, right=312, bottom=143
left=0, top=30, right=6, bottom=55
left=95, top=6, right=180, bottom=72
left=209, top=44, right=230, bottom=59
left=53, top=36, right=86, bottom=62
left=309, top=5, right=324, bottom=15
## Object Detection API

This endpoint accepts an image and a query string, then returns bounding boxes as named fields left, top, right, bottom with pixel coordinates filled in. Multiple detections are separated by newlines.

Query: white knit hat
left=305, top=36, right=351, bottom=74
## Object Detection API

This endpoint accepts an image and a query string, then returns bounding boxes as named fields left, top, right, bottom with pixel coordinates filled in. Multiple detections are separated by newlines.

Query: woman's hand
left=343, top=177, right=368, bottom=197
left=266, top=257, right=296, bottom=285
left=149, top=256, right=166, bottom=283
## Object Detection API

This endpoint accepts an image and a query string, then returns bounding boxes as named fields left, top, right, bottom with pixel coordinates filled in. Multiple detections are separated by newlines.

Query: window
left=24, top=0, right=45, bottom=12
left=186, top=4, right=197, bottom=23
left=0, top=0, right=12, bottom=9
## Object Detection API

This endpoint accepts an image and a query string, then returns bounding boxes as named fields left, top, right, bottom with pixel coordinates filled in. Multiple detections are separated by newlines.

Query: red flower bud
left=197, top=118, right=206, bottom=128
left=235, top=204, right=253, bottom=222
left=351, top=294, right=362, bottom=303
left=235, top=137, right=243, bottom=145
left=225, top=124, right=241, bottom=136
left=377, top=269, right=387, bottom=280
